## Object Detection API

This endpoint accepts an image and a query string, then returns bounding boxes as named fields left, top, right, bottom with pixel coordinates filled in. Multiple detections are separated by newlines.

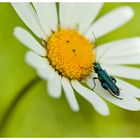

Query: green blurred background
left=0, top=2, right=140, bottom=137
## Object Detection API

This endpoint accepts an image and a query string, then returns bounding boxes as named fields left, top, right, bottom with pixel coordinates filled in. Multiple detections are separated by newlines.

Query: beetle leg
left=92, top=77, right=99, bottom=90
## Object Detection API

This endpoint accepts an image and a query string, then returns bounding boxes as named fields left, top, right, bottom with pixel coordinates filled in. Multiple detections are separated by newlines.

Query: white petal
left=85, top=6, right=134, bottom=39
left=62, top=77, right=80, bottom=112
left=102, top=64, right=140, bottom=80
left=71, top=80, right=109, bottom=116
left=25, top=51, right=48, bottom=68
left=99, top=55, right=140, bottom=65
left=47, top=71, right=62, bottom=98
left=25, top=51, right=54, bottom=80
left=59, top=3, right=76, bottom=29
left=78, top=3, right=103, bottom=33
left=14, top=27, right=46, bottom=56
left=116, top=78, right=140, bottom=98
left=33, top=3, right=58, bottom=36
left=12, top=3, right=45, bottom=38
left=59, top=3, right=103, bottom=32
left=37, top=65, right=54, bottom=81
left=96, top=38, right=140, bottom=59
left=87, top=78, right=140, bottom=111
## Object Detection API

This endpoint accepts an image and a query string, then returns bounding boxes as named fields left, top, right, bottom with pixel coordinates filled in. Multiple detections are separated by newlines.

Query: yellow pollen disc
left=46, top=29, right=95, bottom=80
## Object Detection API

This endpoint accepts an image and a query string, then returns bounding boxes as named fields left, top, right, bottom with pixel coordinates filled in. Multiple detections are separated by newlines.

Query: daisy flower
left=12, top=3, right=140, bottom=116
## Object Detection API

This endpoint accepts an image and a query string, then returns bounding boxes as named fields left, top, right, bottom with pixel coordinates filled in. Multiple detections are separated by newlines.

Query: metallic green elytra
left=93, top=62, right=122, bottom=100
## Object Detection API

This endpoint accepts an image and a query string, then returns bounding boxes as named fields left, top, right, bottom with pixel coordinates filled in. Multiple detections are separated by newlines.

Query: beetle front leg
left=92, top=77, right=99, bottom=90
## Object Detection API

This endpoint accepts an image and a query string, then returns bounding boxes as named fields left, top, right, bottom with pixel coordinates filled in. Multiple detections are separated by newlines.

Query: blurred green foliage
left=0, top=2, right=140, bottom=137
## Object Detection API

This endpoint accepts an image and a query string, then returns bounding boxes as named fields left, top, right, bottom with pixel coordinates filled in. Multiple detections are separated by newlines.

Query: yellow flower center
left=46, top=29, right=95, bottom=80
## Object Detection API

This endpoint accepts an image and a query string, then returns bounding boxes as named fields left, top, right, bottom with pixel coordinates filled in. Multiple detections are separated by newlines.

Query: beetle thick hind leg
left=101, top=82, right=108, bottom=90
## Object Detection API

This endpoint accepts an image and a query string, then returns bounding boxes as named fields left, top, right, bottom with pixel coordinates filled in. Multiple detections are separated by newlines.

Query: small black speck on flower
left=72, top=49, right=75, bottom=52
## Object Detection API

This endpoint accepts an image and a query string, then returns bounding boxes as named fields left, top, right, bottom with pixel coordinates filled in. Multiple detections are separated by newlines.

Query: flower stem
left=0, top=76, right=41, bottom=134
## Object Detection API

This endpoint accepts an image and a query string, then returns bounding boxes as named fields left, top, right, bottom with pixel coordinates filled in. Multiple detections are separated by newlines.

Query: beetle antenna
left=91, top=31, right=97, bottom=62
left=96, top=47, right=113, bottom=63
left=91, top=31, right=113, bottom=63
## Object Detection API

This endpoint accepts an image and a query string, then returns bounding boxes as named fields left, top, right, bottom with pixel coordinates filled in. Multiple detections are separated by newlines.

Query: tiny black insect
left=92, top=32, right=122, bottom=100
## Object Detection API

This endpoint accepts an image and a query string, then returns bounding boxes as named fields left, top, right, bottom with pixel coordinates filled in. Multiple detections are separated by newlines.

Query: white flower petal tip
left=72, top=106, right=80, bottom=112
left=123, top=6, right=135, bottom=19
left=123, top=98, right=140, bottom=111
left=62, top=77, right=80, bottom=112
left=71, top=80, right=110, bottom=116
left=85, top=6, right=134, bottom=39
left=14, top=27, right=46, bottom=56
